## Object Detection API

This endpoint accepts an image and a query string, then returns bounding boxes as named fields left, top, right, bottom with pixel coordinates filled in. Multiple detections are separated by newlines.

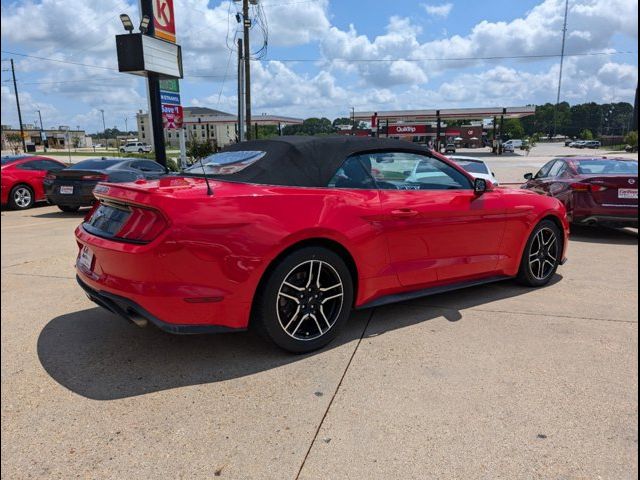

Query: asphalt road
left=2, top=201, right=638, bottom=478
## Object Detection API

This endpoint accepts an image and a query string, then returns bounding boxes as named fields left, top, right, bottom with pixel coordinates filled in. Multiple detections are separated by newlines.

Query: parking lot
left=2, top=148, right=638, bottom=479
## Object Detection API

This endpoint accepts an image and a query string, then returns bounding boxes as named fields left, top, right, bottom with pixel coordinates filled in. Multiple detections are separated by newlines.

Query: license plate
left=618, top=188, right=638, bottom=199
left=78, top=245, right=94, bottom=272
left=60, top=186, right=74, bottom=195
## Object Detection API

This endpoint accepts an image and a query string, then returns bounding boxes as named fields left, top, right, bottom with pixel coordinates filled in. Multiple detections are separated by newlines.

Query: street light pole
left=553, top=0, right=569, bottom=139
left=100, top=109, right=107, bottom=150
left=37, top=109, right=46, bottom=152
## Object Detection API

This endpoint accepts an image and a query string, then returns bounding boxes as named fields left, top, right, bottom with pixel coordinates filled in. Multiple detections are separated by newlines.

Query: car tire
left=120, top=148, right=125, bottom=153
left=517, top=219, right=563, bottom=287
left=138, top=148, right=144, bottom=153
left=58, top=205, right=80, bottom=213
left=8, top=184, right=34, bottom=210
left=254, top=246, right=354, bottom=353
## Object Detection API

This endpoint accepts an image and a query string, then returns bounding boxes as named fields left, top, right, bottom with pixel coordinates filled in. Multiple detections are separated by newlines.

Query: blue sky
left=1, top=0, right=638, bottom=133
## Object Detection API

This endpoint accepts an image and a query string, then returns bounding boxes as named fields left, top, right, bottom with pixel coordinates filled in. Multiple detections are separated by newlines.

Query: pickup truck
left=120, top=142, right=152, bottom=153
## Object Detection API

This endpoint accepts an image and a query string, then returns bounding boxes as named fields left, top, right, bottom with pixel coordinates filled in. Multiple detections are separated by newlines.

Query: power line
left=1, top=50, right=118, bottom=71
left=257, top=50, right=636, bottom=63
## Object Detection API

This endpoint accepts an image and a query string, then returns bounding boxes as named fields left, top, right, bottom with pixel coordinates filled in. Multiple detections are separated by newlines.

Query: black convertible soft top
left=214, top=135, right=431, bottom=187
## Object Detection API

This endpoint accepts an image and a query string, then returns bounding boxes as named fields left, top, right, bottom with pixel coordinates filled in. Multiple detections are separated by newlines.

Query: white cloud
left=421, top=3, right=453, bottom=18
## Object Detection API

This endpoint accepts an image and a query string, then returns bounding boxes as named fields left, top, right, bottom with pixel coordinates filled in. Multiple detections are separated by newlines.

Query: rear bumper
left=77, top=275, right=245, bottom=334
left=75, top=225, right=255, bottom=331
left=45, top=182, right=97, bottom=207
left=574, top=214, right=638, bottom=227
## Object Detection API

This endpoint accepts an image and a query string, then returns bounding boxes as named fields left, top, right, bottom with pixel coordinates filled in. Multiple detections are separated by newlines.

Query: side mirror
left=474, top=178, right=492, bottom=194
left=403, top=170, right=411, bottom=176
left=524, top=173, right=533, bottom=180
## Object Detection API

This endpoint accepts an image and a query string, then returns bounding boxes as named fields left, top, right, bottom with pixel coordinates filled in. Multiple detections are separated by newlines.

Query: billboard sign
left=162, top=104, right=183, bottom=130
left=160, top=91, right=180, bottom=105
left=153, top=0, right=176, bottom=43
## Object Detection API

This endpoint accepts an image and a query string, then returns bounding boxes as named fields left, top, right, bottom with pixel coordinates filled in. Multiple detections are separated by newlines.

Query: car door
left=524, top=160, right=557, bottom=194
left=358, top=151, right=507, bottom=287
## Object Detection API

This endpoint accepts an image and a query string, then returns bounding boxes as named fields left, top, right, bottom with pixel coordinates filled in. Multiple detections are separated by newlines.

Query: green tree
left=502, top=119, right=525, bottom=139
left=579, top=129, right=594, bottom=140
left=283, top=117, right=334, bottom=136
left=3, top=133, right=23, bottom=153
left=332, top=117, right=353, bottom=128
left=624, top=130, right=638, bottom=147
left=187, top=139, right=215, bottom=159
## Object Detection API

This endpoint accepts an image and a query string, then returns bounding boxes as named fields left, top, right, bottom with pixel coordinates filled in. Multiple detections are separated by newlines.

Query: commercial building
left=136, top=107, right=303, bottom=149
left=1, top=125, right=91, bottom=151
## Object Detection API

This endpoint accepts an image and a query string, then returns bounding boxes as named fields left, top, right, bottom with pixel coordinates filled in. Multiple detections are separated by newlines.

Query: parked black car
left=44, top=158, right=167, bottom=212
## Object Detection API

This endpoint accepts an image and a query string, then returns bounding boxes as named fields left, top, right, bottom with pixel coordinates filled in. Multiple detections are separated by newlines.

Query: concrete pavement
left=1, top=202, right=637, bottom=479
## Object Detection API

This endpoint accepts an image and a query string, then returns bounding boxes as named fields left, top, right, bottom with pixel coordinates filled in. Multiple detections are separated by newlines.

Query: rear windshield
left=575, top=160, right=638, bottom=175
left=70, top=159, right=122, bottom=170
left=184, top=151, right=266, bottom=175
left=453, top=160, right=488, bottom=174
left=1, top=155, right=26, bottom=165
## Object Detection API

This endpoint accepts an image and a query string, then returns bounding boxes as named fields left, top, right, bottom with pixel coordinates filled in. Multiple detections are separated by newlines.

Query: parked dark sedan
left=522, top=157, right=638, bottom=227
left=44, top=158, right=167, bottom=212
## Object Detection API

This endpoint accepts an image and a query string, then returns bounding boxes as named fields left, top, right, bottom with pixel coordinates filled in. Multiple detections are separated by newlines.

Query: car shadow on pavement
left=570, top=225, right=638, bottom=245
left=37, top=276, right=561, bottom=401
left=30, top=210, right=88, bottom=219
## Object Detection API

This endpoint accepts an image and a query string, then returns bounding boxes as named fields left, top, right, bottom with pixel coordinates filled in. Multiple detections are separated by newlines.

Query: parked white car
left=449, top=156, right=500, bottom=186
left=120, top=142, right=152, bottom=153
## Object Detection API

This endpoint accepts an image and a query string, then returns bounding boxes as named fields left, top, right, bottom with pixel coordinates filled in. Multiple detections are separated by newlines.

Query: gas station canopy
left=354, top=106, right=535, bottom=123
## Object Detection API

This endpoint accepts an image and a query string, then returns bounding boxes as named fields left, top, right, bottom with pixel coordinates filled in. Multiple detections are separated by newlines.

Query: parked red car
left=1, top=155, right=67, bottom=209
left=75, top=137, right=569, bottom=353
left=522, top=157, right=638, bottom=228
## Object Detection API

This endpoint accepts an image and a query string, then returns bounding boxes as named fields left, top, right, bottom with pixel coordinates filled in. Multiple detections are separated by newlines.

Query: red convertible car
left=75, top=137, right=569, bottom=352
left=1, top=155, right=67, bottom=209
left=522, top=157, right=638, bottom=228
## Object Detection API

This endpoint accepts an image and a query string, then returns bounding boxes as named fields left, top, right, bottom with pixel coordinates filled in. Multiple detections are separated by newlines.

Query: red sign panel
left=387, top=124, right=428, bottom=135
left=153, top=0, right=176, bottom=43
left=162, top=104, right=183, bottom=130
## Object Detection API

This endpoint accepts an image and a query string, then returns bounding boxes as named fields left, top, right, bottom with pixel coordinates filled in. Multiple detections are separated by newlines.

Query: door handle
left=391, top=209, right=419, bottom=218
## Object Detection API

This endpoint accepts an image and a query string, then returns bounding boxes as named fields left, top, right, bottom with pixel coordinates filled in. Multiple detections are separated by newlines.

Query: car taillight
left=570, top=182, right=607, bottom=192
left=82, top=174, right=108, bottom=181
left=44, top=172, right=57, bottom=181
left=114, top=206, right=168, bottom=243
left=84, top=201, right=100, bottom=221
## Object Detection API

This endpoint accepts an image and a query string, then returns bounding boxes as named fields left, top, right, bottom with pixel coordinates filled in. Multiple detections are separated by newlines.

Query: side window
left=16, top=161, right=38, bottom=171
left=365, top=151, right=471, bottom=190
left=328, top=156, right=377, bottom=189
left=39, top=160, right=64, bottom=170
left=535, top=160, right=555, bottom=179
left=132, top=160, right=164, bottom=172
left=547, top=160, right=565, bottom=178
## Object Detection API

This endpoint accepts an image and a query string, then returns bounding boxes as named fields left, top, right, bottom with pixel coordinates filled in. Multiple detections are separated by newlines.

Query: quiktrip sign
left=153, top=0, right=176, bottom=43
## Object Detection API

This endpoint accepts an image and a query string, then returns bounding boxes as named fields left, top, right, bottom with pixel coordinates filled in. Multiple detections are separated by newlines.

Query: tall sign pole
left=140, top=0, right=166, bottom=166
left=10, top=59, right=27, bottom=152
left=242, top=0, right=252, bottom=140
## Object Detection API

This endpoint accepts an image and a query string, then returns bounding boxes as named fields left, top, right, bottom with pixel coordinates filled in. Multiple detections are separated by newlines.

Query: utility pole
left=10, top=59, right=26, bottom=153
left=242, top=0, right=252, bottom=140
left=37, top=109, right=46, bottom=152
left=237, top=37, right=245, bottom=142
left=100, top=109, right=107, bottom=150
left=553, top=0, right=569, bottom=139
